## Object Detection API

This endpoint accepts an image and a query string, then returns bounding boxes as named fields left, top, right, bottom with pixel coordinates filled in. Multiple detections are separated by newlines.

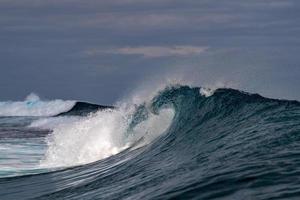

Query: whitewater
left=0, top=84, right=300, bottom=200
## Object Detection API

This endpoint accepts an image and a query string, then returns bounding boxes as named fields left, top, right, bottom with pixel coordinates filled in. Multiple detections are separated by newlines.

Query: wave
left=56, top=101, right=114, bottom=116
left=0, top=93, right=76, bottom=117
left=0, top=93, right=114, bottom=117
left=35, top=106, right=175, bottom=167
left=0, top=85, right=300, bottom=199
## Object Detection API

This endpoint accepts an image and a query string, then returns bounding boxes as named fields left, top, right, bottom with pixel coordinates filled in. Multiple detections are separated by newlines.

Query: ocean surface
left=0, top=85, right=300, bottom=200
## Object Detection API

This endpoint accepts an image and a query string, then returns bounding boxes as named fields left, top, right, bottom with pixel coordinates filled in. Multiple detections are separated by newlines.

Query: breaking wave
left=0, top=93, right=75, bottom=117
left=0, top=85, right=300, bottom=200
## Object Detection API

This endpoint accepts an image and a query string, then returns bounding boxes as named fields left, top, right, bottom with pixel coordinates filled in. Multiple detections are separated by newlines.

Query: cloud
left=85, top=46, right=208, bottom=58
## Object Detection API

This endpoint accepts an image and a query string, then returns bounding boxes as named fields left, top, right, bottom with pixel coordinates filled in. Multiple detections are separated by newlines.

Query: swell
left=56, top=102, right=114, bottom=116
left=0, top=86, right=300, bottom=200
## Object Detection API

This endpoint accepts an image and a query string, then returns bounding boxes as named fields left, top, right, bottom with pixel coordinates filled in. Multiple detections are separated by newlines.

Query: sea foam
left=39, top=106, right=174, bottom=167
left=0, top=93, right=75, bottom=117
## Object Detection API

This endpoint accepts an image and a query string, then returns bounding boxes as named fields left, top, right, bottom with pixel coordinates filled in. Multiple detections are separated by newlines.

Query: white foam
left=200, top=81, right=237, bottom=97
left=36, top=81, right=179, bottom=168
left=200, top=87, right=215, bottom=97
left=40, top=104, right=174, bottom=167
left=0, top=93, right=75, bottom=117
left=29, top=116, right=82, bottom=130
left=40, top=107, right=174, bottom=168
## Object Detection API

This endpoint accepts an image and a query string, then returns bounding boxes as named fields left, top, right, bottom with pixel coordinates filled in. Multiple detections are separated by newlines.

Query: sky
left=0, top=0, right=299, bottom=104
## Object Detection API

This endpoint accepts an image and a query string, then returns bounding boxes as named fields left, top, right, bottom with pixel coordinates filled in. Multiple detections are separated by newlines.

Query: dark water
left=0, top=86, right=300, bottom=199
left=57, top=102, right=114, bottom=116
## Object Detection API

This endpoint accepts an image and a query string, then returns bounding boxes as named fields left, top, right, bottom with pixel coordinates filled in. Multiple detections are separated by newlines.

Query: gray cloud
left=85, top=46, right=208, bottom=58
left=0, top=0, right=299, bottom=103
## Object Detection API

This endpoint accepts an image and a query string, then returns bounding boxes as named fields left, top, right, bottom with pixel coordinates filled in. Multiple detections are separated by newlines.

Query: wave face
left=0, top=85, right=300, bottom=199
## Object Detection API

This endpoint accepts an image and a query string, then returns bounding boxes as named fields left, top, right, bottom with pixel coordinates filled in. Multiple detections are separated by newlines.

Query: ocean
left=0, top=85, right=300, bottom=200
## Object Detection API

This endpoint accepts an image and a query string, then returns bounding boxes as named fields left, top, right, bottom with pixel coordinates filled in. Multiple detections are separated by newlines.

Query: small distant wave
left=0, top=93, right=114, bottom=117
left=56, top=102, right=114, bottom=116
left=0, top=93, right=76, bottom=117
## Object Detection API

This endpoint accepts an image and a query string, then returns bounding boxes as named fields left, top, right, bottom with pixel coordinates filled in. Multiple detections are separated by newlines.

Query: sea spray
left=40, top=104, right=174, bottom=167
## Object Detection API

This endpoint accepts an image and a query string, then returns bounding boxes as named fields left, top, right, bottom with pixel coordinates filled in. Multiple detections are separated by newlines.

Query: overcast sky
left=0, top=0, right=299, bottom=104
